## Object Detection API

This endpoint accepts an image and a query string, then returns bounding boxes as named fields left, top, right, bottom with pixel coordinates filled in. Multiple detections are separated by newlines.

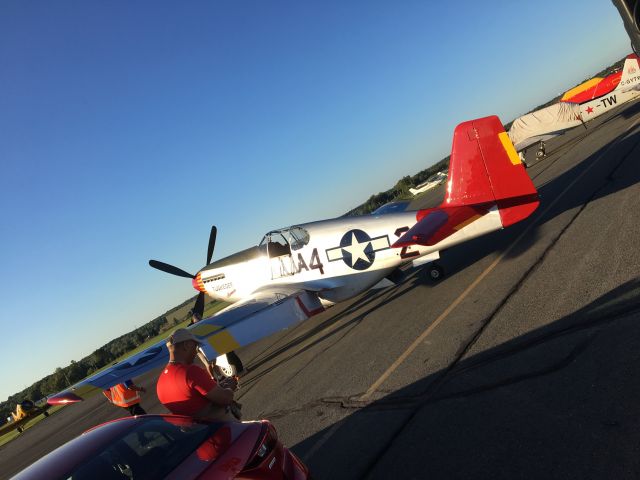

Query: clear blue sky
left=0, top=0, right=630, bottom=402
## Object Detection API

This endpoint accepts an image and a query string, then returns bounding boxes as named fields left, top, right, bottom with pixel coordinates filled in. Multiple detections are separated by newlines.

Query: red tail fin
left=443, top=115, right=538, bottom=227
left=393, top=116, right=538, bottom=249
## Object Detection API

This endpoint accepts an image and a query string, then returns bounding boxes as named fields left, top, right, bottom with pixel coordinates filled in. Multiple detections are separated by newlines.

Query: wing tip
left=47, top=392, right=84, bottom=405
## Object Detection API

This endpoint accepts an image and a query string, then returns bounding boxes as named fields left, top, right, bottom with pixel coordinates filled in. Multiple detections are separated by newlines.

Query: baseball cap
left=166, top=328, right=201, bottom=347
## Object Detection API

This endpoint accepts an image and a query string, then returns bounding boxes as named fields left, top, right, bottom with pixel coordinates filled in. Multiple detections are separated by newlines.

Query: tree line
left=343, top=156, right=450, bottom=216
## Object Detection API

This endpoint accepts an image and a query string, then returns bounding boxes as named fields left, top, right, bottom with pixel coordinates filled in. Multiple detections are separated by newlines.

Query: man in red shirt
left=156, top=328, right=237, bottom=421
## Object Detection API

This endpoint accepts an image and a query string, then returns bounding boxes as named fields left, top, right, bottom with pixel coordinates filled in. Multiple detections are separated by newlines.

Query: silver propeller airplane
left=49, top=115, right=539, bottom=404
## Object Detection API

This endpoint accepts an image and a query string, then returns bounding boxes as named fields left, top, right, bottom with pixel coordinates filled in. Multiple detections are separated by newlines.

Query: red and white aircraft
left=49, top=115, right=539, bottom=404
left=509, top=54, right=640, bottom=155
left=575, top=54, right=640, bottom=118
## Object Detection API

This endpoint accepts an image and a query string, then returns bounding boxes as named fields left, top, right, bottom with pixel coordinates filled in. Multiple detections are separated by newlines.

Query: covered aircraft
left=508, top=54, right=640, bottom=154
left=48, top=115, right=539, bottom=405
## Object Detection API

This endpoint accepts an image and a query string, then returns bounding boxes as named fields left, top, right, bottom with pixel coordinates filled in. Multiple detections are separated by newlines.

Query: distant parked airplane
left=0, top=400, right=50, bottom=436
left=509, top=54, right=640, bottom=157
left=409, top=171, right=447, bottom=195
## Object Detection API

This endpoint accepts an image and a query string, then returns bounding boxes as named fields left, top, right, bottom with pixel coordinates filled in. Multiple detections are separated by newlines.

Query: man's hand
left=218, top=376, right=239, bottom=392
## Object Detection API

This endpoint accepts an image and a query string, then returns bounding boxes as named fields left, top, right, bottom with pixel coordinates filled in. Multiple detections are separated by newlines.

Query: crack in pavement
left=263, top=295, right=640, bottom=419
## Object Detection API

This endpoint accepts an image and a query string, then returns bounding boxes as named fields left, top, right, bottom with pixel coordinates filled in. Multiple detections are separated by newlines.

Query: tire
left=536, top=149, right=544, bottom=158
left=227, top=351, right=244, bottom=374
left=215, top=352, right=244, bottom=378
left=218, top=363, right=236, bottom=377
left=428, top=263, right=444, bottom=281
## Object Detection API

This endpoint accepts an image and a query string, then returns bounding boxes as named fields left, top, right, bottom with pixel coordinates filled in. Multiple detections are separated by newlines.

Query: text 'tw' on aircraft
left=48, top=115, right=539, bottom=405
left=508, top=54, right=640, bottom=160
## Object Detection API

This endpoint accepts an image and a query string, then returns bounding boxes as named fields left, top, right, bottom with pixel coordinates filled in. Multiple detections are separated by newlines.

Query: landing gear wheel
left=218, top=362, right=236, bottom=378
left=536, top=149, right=545, bottom=158
left=428, top=263, right=444, bottom=281
left=226, top=351, right=244, bottom=374
left=215, top=351, right=244, bottom=378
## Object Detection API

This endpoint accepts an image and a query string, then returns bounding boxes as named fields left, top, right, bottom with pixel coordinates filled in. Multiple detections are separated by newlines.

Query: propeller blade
left=193, top=292, right=205, bottom=319
left=206, top=226, right=217, bottom=265
left=148, top=260, right=194, bottom=279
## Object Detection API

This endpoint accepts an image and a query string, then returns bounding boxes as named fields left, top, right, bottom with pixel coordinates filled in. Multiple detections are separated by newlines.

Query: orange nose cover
left=192, top=272, right=205, bottom=292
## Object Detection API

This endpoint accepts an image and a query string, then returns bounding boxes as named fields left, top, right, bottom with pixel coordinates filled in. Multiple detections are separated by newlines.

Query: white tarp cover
left=508, top=102, right=583, bottom=151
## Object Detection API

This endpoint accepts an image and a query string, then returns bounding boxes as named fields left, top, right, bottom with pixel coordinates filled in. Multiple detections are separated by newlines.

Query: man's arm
left=188, top=364, right=234, bottom=407
left=204, top=385, right=234, bottom=407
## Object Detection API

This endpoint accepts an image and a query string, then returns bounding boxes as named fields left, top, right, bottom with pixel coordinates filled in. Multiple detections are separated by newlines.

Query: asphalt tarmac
left=3, top=100, right=640, bottom=479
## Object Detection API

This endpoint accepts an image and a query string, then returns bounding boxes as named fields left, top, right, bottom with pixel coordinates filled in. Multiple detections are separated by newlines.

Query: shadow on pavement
left=294, top=277, right=640, bottom=479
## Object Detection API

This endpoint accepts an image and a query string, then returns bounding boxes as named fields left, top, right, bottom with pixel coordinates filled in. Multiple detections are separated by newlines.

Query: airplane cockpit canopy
left=283, top=226, right=310, bottom=250
left=259, top=226, right=310, bottom=254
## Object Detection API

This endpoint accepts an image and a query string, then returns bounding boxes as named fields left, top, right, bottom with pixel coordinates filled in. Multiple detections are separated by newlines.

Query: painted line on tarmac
left=359, top=117, right=640, bottom=402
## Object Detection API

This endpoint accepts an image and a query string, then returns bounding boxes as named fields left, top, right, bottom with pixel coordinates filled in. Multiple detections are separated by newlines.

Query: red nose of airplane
left=192, top=272, right=205, bottom=292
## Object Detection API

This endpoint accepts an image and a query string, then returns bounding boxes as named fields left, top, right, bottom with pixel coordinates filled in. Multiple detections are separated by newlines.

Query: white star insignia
left=342, top=233, right=371, bottom=265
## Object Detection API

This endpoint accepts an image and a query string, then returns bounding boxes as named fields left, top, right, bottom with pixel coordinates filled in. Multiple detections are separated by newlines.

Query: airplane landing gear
left=428, top=263, right=445, bottom=282
left=215, top=351, right=245, bottom=378
left=536, top=141, right=546, bottom=159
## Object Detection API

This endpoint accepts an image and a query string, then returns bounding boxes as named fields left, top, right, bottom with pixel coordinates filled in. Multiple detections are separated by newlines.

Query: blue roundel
left=340, top=229, right=375, bottom=270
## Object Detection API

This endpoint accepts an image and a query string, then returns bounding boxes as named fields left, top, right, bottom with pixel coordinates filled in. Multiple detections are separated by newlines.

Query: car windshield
left=62, top=418, right=220, bottom=480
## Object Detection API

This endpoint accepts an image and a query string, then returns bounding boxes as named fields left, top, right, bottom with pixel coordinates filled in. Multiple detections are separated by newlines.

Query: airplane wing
left=47, top=290, right=324, bottom=405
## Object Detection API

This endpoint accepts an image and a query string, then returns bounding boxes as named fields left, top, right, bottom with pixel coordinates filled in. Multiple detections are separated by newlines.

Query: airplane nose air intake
left=192, top=272, right=205, bottom=292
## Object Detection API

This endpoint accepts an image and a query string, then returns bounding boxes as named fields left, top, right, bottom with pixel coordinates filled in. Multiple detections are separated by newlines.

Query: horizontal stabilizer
left=392, top=209, right=448, bottom=247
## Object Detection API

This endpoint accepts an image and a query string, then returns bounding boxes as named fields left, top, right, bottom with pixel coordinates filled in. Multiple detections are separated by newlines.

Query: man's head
left=166, top=328, right=201, bottom=364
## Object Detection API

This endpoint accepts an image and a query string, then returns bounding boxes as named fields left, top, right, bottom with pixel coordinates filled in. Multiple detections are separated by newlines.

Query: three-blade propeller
left=149, top=226, right=217, bottom=318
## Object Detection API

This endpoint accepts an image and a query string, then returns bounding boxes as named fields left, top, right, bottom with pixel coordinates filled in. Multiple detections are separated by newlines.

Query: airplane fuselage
left=196, top=206, right=503, bottom=304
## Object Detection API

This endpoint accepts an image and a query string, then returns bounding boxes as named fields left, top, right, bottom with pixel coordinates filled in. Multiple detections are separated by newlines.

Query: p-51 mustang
left=48, top=115, right=539, bottom=405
